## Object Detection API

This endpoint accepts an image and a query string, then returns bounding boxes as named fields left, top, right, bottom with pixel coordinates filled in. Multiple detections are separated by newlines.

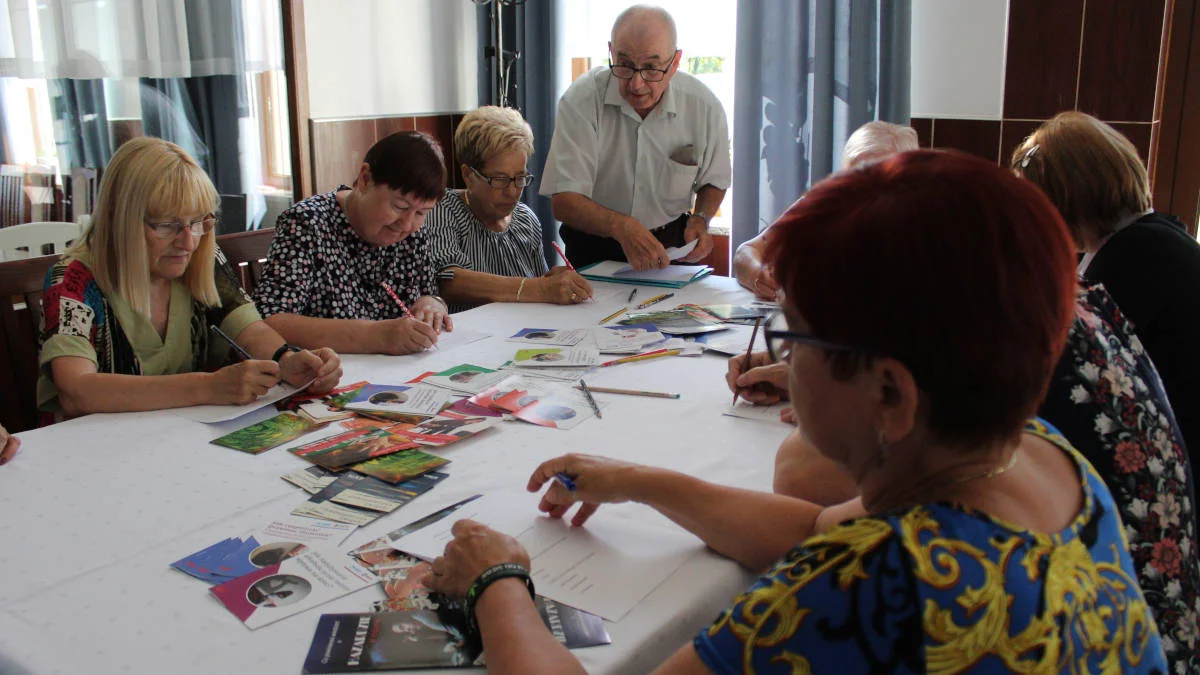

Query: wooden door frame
left=282, top=0, right=313, bottom=202
left=1155, top=0, right=1200, bottom=236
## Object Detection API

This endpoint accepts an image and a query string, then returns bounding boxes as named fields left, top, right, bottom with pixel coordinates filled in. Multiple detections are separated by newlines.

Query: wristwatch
left=271, top=343, right=302, bottom=362
left=689, top=210, right=711, bottom=227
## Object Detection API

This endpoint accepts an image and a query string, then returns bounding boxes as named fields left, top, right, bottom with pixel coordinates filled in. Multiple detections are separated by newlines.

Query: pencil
left=732, top=317, right=764, bottom=407
left=599, top=348, right=682, bottom=367
left=575, top=385, right=680, bottom=399
left=210, top=325, right=253, bottom=362
left=380, top=281, right=439, bottom=350
left=636, top=292, right=674, bottom=309
left=578, top=379, right=602, bottom=419
left=598, top=307, right=627, bottom=325
left=551, top=241, right=576, bottom=271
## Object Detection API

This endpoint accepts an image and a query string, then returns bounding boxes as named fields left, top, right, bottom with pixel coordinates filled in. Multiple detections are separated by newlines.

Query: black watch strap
left=271, top=344, right=301, bottom=362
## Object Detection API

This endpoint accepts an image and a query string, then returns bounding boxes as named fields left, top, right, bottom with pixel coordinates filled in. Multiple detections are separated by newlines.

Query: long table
left=0, top=276, right=791, bottom=674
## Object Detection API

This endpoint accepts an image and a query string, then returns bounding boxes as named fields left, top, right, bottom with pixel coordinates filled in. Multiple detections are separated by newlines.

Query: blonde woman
left=38, top=137, right=342, bottom=419
left=425, top=106, right=593, bottom=312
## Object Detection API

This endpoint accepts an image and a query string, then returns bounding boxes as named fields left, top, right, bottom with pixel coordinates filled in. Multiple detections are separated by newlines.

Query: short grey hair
left=842, top=121, right=919, bottom=168
left=611, top=5, right=677, bottom=51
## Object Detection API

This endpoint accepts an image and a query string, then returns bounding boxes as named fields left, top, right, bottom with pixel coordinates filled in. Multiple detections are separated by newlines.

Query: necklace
left=952, top=451, right=1020, bottom=484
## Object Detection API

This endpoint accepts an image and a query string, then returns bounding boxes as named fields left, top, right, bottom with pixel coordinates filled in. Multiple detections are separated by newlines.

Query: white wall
left=303, top=0, right=478, bottom=119
left=910, top=0, right=1009, bottom=119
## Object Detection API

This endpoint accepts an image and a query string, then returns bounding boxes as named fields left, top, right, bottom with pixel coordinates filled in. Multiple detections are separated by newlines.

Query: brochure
left=618, top=307, right=728, bottom=335
left=592, top=322, right=666, bottom=353
left=171, top=516, right=355, bottom=584
left=469, top=376, right=599, bottom=430
left=420, top=364, right=510, bottom=395
left=210, top=412, right=323, bottom=454
left=511, top=347, right=601, bottom=368
left=505, top=328, right=588, bottom=347
left=350, top=448, right=451, bottom=485
left=402, top=411, right=501, bottom=447
left=344, top=384, right=451, bottom=418
left=290, top=428, right=419, bottom=471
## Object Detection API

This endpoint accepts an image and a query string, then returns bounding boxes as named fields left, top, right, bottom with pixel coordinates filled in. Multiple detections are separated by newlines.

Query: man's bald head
left=611, top=5, right=677, bottom=52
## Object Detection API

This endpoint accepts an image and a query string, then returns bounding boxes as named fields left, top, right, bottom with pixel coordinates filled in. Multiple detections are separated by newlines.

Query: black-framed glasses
left=608, top=51, right=679, bottom=82
left=144, top=214, right=216, bottom=240
left=469, top=166, right=536, bottom=190
left=763, top=311, right=858, bottom=361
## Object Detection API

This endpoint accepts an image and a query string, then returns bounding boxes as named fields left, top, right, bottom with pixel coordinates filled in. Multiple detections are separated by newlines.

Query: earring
left=876, top=429, right=890, bottom=465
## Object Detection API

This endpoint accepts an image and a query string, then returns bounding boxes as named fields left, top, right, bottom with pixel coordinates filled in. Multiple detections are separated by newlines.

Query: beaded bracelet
left=465, top=562, right=535, bottom=637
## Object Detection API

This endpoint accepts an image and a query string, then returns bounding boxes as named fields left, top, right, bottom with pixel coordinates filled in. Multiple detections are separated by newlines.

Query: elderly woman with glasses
left=37, top=137, right=342, bottom=419
left=422, top=152, right=1167, bottom=673
left=425, top=106, right=593, bottom=312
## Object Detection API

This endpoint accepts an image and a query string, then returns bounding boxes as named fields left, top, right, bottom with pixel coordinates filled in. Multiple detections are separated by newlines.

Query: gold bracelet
left=517, top=277, right=528, bottom=301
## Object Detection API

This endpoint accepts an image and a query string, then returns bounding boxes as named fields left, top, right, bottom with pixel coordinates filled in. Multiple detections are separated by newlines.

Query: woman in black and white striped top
left=427, top=106, right=593, bottom=313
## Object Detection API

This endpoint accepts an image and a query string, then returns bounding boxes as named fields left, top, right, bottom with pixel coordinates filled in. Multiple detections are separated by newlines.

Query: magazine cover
left=210, top=545, right=377, bottom=630
left=291, top=428, right=419, bottom=471
left=350, top=448, right=450, bottom=485
left=210, top=412, right=323, bottom=454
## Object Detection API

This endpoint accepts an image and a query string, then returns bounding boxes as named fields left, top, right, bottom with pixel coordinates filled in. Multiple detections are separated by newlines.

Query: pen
left=732, top=317, right=764, bottom=407
left=575, top=385, right=680, bottom=399
left=381, top=281, right=439, bottom=350
left=636, top=292, right=674, bottom=309
left=599, top=348, right=682, bottom=367
left=554, top=472, right=576, bottom=491
left=598, top=307, right=627, bottom=325
left=578, top=379, right=602, bottom=419
left=210, top=325, right=254, bottom=362
left=551, top=241, right=576, bottom=272
left=627, top=288, right=637, bottom=303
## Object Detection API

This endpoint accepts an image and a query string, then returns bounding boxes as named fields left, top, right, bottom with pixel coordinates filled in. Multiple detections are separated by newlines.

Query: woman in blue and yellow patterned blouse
left=424, top=151, right=1169, bottom=674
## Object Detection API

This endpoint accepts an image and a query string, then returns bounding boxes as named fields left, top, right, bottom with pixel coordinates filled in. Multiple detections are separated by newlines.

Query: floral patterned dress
left=1039, top=284, right=1198, bottom=673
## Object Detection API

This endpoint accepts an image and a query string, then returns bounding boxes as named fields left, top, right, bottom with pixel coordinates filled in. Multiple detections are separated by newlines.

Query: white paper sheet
left=391, top=491, right=704, bottom=621
left=665, top=239, right=698, bottom=260
left=171, top=380, right=312, bottom=424
left=723, top=400, right=789, bottom=424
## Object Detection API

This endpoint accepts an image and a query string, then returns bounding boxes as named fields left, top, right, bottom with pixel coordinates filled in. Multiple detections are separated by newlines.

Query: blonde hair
left=73, top=136, right=220, bottom=319
left=454, top=106, right=534, bottom=170
left=842, top=121, right=919, bottom=168
left=1010, top=111, right=1151, bottom=243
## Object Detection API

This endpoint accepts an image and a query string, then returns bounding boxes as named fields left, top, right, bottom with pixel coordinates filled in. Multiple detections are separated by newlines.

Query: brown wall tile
left=413, top=115, right=456, bottom=188
left=310, top=119, right=377, bottom=193
left=376, top=117, right=416, bottom=138
left=1000, top=120, right=1043, bottom=168
left=1076, top=0, right=1166, bottom=122
left=931, top=119, right=1002, bottom=162
left=910, top=117, right=933, bottom=148
left=1004, top=0, right=1085, bottom=118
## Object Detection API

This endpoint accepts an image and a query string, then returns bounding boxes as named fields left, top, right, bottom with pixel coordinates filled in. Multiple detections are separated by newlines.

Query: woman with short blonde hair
left=426, top=106, right=593, bottom=312
left=1013, top=110, right=1200, bottom=479
left=38, top=137, right=342, bottom=419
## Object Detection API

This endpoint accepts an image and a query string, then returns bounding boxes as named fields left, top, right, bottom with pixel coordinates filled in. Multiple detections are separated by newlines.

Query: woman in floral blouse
left=254, top=131, right=453, bottom=355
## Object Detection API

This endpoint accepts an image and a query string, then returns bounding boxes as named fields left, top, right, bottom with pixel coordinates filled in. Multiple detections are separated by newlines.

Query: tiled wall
left=911, top=0, right=1167, bottom=170
left=309, top=114, right=465, bottom=195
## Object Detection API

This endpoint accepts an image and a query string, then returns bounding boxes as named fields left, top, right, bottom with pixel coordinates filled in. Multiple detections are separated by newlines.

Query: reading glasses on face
left=145, top=215, right=216, bottom=240
left=469, top=166, right=536, bottom=190
left=763, top=312, right=857, bottom=361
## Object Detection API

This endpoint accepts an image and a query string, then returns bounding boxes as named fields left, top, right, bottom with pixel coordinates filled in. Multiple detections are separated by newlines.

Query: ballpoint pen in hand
left=210, top=325, right=253, bottom=362
left=380, top=281, right=439, bottom=350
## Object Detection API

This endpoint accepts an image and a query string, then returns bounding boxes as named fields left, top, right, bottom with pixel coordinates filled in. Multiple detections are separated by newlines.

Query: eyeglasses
left=469, top=166, right=536, bottom=190
left=763, top=311, right=859, bottom=362
left=608, top=51, right=679, bottom=82
left=144, top=215, right=216, bottom=239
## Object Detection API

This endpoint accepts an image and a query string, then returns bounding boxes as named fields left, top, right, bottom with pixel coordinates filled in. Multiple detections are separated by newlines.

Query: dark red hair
left=767, top=150, right=1076, bottom=447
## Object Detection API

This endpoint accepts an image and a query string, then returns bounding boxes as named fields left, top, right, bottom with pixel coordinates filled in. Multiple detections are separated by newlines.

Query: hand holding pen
left=527, top=453, right=643, bottom=527
left=206, top=325, right=284, bottom=404
left=380, top=282, right=440, bottom=351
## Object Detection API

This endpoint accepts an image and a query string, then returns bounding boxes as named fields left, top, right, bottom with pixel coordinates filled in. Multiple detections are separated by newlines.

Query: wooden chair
left=0, top=254, right=60, bottom=432
left=0, top=221, right=84, bottom=261
left=216, top=229, right=275, bottom=295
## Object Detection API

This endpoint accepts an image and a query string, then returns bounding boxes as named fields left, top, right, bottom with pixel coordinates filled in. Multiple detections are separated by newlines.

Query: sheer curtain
left=732, top=0, right=910, bottom=249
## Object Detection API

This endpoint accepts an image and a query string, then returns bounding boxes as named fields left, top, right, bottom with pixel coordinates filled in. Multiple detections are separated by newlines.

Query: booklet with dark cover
left=303, top=595, right=611, bottom=672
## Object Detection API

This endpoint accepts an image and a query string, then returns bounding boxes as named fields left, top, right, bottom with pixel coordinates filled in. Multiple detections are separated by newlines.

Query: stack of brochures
left=578, top=260, right=714, bottom=288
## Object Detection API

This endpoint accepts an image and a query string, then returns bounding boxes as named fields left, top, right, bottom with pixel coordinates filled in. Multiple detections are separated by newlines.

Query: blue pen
left=554, top=472, right=576, bottom=491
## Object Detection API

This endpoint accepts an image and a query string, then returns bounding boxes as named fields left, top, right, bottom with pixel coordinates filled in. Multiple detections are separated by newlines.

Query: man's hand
left=679, top=215, right=713, bottom=263
left=614, top=218, right=669, bottom=271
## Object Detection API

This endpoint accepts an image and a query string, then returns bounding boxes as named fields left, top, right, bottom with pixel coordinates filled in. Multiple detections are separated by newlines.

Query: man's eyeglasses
left=763, top=311, right=858, bottom=362
left=144, top=215, right=216, bottom=240
left=469, top=166, right=536, bottom=190
left=608, top=51, right=679, bottom=82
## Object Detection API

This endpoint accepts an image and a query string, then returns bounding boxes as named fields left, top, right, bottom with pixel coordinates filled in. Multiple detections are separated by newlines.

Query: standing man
left=539, top=5, right=731, bottom=271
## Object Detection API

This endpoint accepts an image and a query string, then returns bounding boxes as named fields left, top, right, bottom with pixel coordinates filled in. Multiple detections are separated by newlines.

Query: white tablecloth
left=0, top=276, right=791, bottom=674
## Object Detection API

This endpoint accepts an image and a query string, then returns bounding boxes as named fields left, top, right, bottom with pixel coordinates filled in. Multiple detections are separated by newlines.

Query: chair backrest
left=216, top=229, right=274, bottom=295
left=0, top=254, right=60, bottom=432
left=0, top=165, right=25, bottom=229
left=0, top=221, right=84, bottom=261
left=70, top=167, right=100, bottom=224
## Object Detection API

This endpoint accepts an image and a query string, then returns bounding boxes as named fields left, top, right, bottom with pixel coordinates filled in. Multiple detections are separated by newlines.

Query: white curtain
left=0, top=0, right=283, bottom=80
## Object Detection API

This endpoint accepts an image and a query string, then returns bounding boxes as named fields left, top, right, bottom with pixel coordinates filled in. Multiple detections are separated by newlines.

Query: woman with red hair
left=412, top=152, right=1166, bottom=673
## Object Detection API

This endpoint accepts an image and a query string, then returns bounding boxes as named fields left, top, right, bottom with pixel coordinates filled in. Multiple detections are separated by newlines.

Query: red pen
left=551, top=241, right=576, bottom=271
left=380, top=281, right=438, bottom=349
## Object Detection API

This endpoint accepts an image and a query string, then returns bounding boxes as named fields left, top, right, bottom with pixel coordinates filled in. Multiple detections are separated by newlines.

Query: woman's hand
left=725, top=351, right=789, bottom=404
left=0, top=424, right=20, bottom=466
left=207, top=360, right=281, bottom=404
left=535, top=269, right=593, bottom=305
left=412, top=296, right=454, bottom=333
left=278, top=347, right=343, bottom=394
left=373, top=317, right=440, bottom=354
left=429, top=519, right=531, bottom=598
left=750, top=265, right=780, bottom=301
left=527, top=453, right=642, bottom=526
